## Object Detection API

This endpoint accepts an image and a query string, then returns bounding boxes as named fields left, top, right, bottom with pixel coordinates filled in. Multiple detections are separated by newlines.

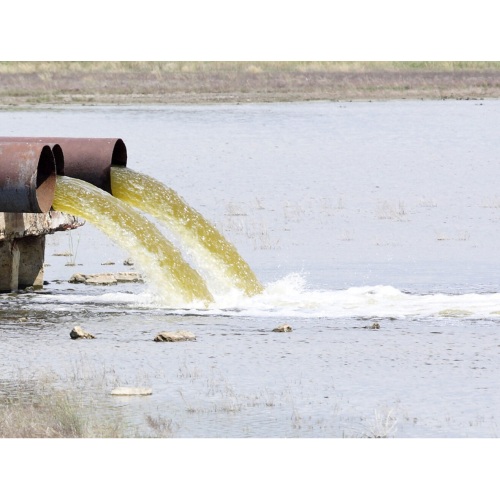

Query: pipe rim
left=36, top=145, right=57, bottom=213
left=51, top=144, right=64, bottom=175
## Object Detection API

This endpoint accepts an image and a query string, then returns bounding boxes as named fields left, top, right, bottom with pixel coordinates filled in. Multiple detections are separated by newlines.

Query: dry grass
left=0, top=381, right=124, bottom=438
left=1, top=61, right=500, bottom=105
left=0, top=367, right=165, bottom=438
left=2, top=61, right=500, bottom=74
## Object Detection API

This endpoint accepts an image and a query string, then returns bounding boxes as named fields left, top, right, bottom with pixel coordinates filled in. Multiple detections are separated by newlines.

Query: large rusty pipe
left=0, top=142, right=58, bottom=213
left=0, top=137, right=127, bottom=193
left=0, top=138, right=64, bottom=174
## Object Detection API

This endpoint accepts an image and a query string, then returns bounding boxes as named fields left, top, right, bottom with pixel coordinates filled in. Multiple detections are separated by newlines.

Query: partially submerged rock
left=69, top=272, right=143, bottom=285
left=154, top=330, right=197, bottom=342
left=84, top=273, right=117, bottom=285
left=116, top=272, right=143, bottom=283
left=272, top=324, right=293, bottom=332
left=110, top=387, right=153, bottom=396
left=70, top=325, right=95, bottom=339
left=68, top=273, right=86, bottom=283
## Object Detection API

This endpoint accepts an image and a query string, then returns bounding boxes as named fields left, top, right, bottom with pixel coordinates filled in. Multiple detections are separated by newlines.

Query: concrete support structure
left=0, top=137, right=125, bottom=292
left=0, top=211, right=83, bottom=292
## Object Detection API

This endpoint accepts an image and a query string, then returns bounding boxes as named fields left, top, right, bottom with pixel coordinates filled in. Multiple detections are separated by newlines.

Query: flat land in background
left=1, top=61, right=500, bottom=105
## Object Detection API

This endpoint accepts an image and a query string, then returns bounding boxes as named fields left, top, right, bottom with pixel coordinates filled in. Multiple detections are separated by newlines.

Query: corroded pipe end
left=0, top=138, right=64, bottom=175
left=0, top=142, right=57, bottom=213
left=43, top=137, right=127, bottom=193
left=0, top=137, right=127, bottom=193
left=36, top=145, right=57, bottom=212
left=51, top=144, right=65, bottom=175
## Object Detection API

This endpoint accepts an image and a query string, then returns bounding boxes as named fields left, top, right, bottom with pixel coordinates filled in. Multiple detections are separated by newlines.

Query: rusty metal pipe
left=0, top=137, right=127, bottom=193
left=0, top=138, right=64, bottom=174
left=0, top=142, right=57, bottom=213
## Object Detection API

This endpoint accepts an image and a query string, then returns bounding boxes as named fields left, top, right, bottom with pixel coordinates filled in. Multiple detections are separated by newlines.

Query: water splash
left=28, top=269, right=500, bottom=320
left=52, top=176, right=213, bottom=306
left=110, top=167, right=263, bottom=296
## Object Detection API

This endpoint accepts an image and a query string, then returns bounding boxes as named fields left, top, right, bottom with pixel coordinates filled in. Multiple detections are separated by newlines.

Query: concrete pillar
left=18, top=235, right=46, bottom=289
left=0, top=211, right=83, bottom=292
left=0, top=240, right=19, bottom=292
left=0, top=237, right=45, bottom=292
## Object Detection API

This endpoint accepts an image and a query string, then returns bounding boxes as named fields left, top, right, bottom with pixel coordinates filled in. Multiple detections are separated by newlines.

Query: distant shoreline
left=1, top=62, right=500, bottom=105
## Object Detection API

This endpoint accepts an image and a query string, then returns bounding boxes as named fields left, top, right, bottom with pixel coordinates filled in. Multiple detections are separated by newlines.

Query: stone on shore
left=70, top=325, right=96, bottom=339
left=154, top=330, right=197, bottom=342
left=110, top=387, right=153, bottom=396
left=272, top=324, right=293, bottom=332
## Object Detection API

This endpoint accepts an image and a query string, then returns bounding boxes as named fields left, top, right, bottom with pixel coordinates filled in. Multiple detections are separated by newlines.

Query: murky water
left=52, top=175, right=213, bottom=304
left=1, top=100, right=500, bottom=437
left=110, top=166, right=263, bottom=296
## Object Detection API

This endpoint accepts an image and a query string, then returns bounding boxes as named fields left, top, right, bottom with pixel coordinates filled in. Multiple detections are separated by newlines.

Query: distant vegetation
left=1, top=61, right=499, bottom=104
left=2, top=61, right=500, bottom=73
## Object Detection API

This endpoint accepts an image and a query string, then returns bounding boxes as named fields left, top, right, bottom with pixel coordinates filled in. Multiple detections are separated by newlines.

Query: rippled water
left=1, top=100, right=499, bottom=437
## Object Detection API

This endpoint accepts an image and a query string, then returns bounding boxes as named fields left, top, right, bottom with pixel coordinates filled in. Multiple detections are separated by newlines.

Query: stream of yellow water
left=53, top=176, right=213, bottom=305
left=110, top=167, right=263, bottom=296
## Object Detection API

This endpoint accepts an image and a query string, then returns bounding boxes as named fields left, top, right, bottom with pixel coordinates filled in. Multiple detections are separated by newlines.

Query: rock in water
left=110, top=387, right=153, bottom=396
left=272, top=324, right=293, bottom=332
left=84, top=273, right=117, bottom=285
left=68, top=273, right=86, bottom=283
left=363, top=322, right=381, bottom=330
left=154, top=330, right=196, bottom=342
left=115, top=272, right=143, bottom=283
left=70, top=325, right=96, bottom=339
left=68, top=272, right=143, bottom=285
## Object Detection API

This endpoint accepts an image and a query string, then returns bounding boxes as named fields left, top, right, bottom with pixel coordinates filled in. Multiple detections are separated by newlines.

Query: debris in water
left=110, top=387, right=153, bottom=396
left=68, top=272, right=143, bottom=285
left=154, top=331, right=197, bottom=342
left=272, top=324, right=293, bottom=332
left=70, top=325, right=95, bottom=339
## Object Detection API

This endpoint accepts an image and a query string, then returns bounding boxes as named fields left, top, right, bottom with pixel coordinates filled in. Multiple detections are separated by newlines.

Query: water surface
left=1, top=100, right=499, bottom=437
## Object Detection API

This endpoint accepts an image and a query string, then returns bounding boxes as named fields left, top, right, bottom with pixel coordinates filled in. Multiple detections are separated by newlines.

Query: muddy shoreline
left=1, top=69, right=500, bottom=105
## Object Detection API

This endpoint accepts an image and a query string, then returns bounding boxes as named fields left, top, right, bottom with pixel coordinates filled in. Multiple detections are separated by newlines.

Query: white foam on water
left=28, top=272, right=500, bottom=319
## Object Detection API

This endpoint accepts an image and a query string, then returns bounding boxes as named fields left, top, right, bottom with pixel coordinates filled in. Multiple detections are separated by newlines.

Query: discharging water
left=1, top=101, right=500, bottom=438
left=52, top=175, right=213, bottom=305
left=110, top=166, right=263, bottom=296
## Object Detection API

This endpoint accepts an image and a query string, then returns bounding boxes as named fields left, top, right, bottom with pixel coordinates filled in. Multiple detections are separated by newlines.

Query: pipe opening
left=0, top=137, right=127, bottom=201
left=51, top=144, right=64, bottom=175
left=35, top=145, right=57, bottom=213
left=111, top=139, right=127, bottom=167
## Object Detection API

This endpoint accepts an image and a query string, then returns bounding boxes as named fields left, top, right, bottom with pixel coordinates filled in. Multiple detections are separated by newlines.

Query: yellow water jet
left=110, top=167, right=263, bottom=296
left=53, top=175, right=213, bottom=305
